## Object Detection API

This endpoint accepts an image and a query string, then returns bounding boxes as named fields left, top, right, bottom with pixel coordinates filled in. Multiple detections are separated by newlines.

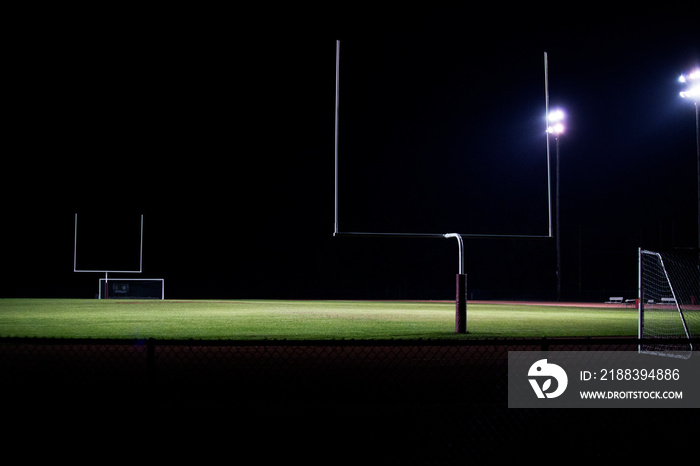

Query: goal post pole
left=638, top=247, right=643, bottom=350
left=332, top=46, right=555, bottom=334
left=445, top=234, right=466, bottom=333
left=456, top=273, right=466, bottom=334
left=334, top=39, right=340, bottom=236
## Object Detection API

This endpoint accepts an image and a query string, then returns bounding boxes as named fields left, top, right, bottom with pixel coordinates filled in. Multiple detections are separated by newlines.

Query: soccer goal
left=638, top=248, right=700, bottom=357
left=98, top=278, right=165, bottom=300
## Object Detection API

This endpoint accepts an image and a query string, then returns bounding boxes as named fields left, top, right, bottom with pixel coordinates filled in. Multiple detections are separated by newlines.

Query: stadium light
left=547, top=109, right=566, bottom=135
left=679, top=68, right=700, bottom=99
left=678, top=68, right=700, bottom=248
left=547, top=108, right=565, bottom=300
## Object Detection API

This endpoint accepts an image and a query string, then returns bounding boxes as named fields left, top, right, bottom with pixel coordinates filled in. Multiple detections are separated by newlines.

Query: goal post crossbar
left=332, top=41, right=553, bottom=240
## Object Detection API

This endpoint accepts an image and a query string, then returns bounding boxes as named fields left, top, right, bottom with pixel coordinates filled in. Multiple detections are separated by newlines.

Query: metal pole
left=638, top=247, right=642, bottom=352
left=556, top=135, right=561, bottom=300
left=139, top=214, right=144, bottom=272
left=74, top=213, right=78, bottom=271
left=334, top=39, right=340, bottom=236
left=544, top=52, right=553, bottom=238
left=445, top=233, right=466, bottom=333
left=695, top=102, right=699, bottom=305
left=456, top=273, right=466, bottom=333
left=695, top=101, right=699, bottom=251
left=444, top=233, right=464, bottom=274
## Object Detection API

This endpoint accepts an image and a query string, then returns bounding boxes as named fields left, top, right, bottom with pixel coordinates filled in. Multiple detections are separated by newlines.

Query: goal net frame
left=638, top=248, right=698, bottom=357
left=98, top=278, right=165, bottom=300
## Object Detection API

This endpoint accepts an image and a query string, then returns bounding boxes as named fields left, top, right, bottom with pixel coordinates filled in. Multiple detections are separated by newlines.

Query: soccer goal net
left=98, top=278, right=165, bottom=300
left=639, top=249, right=700, bottom=357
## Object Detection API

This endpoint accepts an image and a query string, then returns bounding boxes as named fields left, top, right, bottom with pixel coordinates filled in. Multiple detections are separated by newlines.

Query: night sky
left=3, top=5, right=698, bottom=301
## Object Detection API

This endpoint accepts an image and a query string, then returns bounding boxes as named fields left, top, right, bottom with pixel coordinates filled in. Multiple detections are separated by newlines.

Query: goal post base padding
left=456, top=273, right=466, bottom=334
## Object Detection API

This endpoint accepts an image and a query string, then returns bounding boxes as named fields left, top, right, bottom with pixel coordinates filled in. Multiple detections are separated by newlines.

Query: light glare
left=547, top=108, right=565, bottom=135
left=679, top=69, right=700, bottom=83
left=680, top=84, right=700, bottom=99
left=548, top=109, right=565, bottom=123
left=679, top=68, right=700, bottom=101
left=547, top=123, right=565, bottom=135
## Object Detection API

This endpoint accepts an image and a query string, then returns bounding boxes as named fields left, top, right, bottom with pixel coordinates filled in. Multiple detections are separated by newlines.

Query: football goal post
left=74, top=213, right=164, bottom=299
left=331, top=41, right=555, bottom=333
left=638, top=248, right=700, bottom=357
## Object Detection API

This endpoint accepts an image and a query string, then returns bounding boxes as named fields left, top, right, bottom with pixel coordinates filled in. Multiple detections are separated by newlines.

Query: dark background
left=3, top=5, right=698, bottom=301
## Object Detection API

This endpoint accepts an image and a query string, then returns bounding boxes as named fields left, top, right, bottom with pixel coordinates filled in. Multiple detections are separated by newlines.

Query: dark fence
left=2, top=337, right=697, bottom=463
left=0, top=336, right=644, bottom=394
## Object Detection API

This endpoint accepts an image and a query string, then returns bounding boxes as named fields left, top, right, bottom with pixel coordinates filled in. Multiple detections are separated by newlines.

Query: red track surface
left=408, top=299, right=634, bottom=308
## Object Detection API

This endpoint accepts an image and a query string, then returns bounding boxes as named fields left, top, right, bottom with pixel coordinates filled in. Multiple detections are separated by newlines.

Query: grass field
left=0, top=298, right=639, bottom=340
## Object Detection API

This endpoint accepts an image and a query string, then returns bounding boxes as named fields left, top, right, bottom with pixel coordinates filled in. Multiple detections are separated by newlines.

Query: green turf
left=0, top=298, right=638, bottom=340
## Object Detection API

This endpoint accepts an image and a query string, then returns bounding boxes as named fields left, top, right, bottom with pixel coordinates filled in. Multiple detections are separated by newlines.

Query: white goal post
left=73, top=213, right=144, bottom=274
left=638, top=248, right=699, bottom=357
left=74, top=213, right=164, bottom=299
left=98, top=278, right=165, bottom=300
left=331, top=42, right=556, bottom=334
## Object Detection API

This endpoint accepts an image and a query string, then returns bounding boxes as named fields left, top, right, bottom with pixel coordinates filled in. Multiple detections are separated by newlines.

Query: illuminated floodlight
left=548, top=108, right=565, bottom=123
left=680, top=68, right=700, bottom=100
left=679, top=69, right=700, bottom=83
left=680, top=85, right=700, bottom=100
left=547, top=122, right=565, bottom=134
left=547, top=108, right=565, bottom=135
